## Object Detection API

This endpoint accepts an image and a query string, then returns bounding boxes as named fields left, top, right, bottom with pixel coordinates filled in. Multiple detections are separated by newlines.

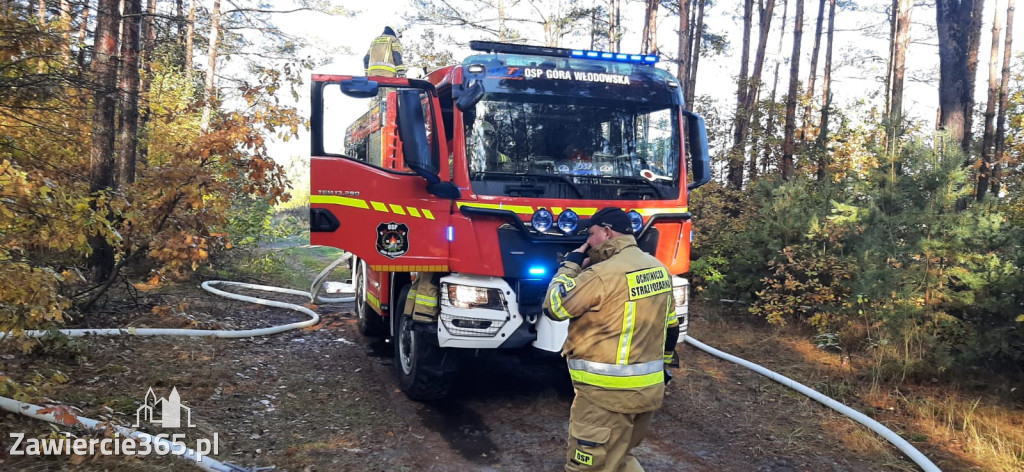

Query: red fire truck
left=309, top=41, right=710, bottom=400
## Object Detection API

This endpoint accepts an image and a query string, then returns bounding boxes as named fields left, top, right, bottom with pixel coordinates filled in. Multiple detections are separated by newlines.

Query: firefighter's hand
left=573, top=244, right=591, bottom=267
left=663, top=368, right=673, bottom=385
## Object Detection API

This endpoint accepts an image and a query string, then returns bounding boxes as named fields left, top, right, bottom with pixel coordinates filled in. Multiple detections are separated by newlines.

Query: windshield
left=464, top=94, right=681, bottom=200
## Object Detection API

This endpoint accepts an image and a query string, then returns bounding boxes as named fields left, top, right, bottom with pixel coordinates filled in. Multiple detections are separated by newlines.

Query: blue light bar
left=528, top=266, right=546, bottom=276
left=567, top=49, right=659, bottom=65
left=469, top=41, right=659, bottom=64
left=446, top=226, right=454, bottom=242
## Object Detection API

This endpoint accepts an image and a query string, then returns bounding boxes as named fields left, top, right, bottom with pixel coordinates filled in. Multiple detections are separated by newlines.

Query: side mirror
left=682, top=109, right=711, bottom=191
left=396, top=89, right=438, bottom=184
left=455, top=80, right=485, bottom=112
left=340, top=77, right=379, bottom=98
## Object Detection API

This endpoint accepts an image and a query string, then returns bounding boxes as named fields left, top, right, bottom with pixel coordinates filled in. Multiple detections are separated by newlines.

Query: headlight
left=557, top=209, right=579, bottom=233
left=532, top=208, right=554, bottom=232
left=672, top=283, right=689, bottom=310
left=627, top=210, right=644, bottom=233
left=441, top=283, right=505, bottom=310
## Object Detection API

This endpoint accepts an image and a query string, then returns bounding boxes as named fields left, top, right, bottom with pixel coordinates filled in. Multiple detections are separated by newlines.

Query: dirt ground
left=0, top=272, right=983, bottom=471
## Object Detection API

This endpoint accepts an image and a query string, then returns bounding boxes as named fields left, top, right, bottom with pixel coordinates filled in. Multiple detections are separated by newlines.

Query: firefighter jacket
left=543, top=235, right=679, bottom=414
left=364, top=34, right=406, bottom=77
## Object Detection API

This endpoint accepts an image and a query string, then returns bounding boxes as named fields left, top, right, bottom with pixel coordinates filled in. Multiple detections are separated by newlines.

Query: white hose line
left=0, top=396, right=237, bottom=472
left=684, top=336, right=942, bottom=472
left=8, top=279, right=354, bottom=339
left=309, top=252, right=357, bottom=304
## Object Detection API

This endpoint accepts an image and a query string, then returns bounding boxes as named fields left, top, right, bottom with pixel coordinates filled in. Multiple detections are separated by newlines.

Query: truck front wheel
left=393, top=284, right=458, bottom=401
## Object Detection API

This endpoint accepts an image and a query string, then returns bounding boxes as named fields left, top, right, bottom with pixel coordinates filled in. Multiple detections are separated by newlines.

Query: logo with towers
left=133, top=387, right=195, bottom=428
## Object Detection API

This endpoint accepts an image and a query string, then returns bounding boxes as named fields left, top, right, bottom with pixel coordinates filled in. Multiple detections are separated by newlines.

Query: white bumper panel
left=672, top=276, right=690, bottom=343
left=437, top=274, right=524, bottom=349
left=532, top=316, right=568, bottom=352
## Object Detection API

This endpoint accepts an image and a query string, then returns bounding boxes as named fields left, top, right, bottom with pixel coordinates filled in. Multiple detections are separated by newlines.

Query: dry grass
left=688, top=303, right=1024, bottom=472
left=860, top=386, right=1024, bottom=472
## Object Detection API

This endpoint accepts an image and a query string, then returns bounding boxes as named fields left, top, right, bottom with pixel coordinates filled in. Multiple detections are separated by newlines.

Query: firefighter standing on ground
left=363, top=26, right=406, bottom=77
left=543, top=207, right=680, bottom=472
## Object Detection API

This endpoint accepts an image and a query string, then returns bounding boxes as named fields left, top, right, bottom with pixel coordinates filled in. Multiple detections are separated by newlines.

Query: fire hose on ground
left=683, top=336, right=941, bottom=472
left=2, top=250, right=941, bottom=471
left=0, top=253, right=354, bottom=471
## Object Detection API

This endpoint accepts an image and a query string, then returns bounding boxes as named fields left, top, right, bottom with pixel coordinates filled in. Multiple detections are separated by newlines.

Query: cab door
left=309, top=75, right=452, bottom=272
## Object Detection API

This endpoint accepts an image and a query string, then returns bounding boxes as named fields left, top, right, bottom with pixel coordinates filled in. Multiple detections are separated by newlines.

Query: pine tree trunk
left=200, top=0, right=219, bottom=130
left=185, top=0, right=194, bottom=81
left=992, top=0, right=1014, bottom=196
left=59, top=0, right=70, bottom=62
left=176, top=0, right=184, bottom=47
left=728, top=0, right=754, bottom=188
left=745, top=0, right=774, bottom=180
left=801, top=0, right=825, bottom=140
left=782, top=0, right=804, bottom=180
left=763, top=0, right=789, bottom=175
left=641, top=0, right=659, bottom=54
left=978, top=0, right=1004, bottom=200
left=936, top=0, right=977, bottom=151
left=76, top=2, right=89, bottom=69
left=963, top=0, right=986, bottom=155
left=742, top=0, right=777, bottom=178
left=816, top=0, right=835, bottom=159
left=608, top=0, right=618, bottom=52
left=37, top=0, right=46, bottom=24
left=88, top=0, right=120, bottom=283
left=116, top=0, right=140, bottom=185
left=678, top=0, right=691, bottom=101
left=138, top=0, right=156, bottom=166
left=500, top=0, right=507, bottom=42
left=887, top=0, right=912, bottom=153
left=686, top=0, right=705, bottom=106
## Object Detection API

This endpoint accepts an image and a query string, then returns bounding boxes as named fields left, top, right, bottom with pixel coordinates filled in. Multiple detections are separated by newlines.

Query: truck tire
left=393, top=283, right=458, bottom=401
left=354, top=261, right=386, bottom=337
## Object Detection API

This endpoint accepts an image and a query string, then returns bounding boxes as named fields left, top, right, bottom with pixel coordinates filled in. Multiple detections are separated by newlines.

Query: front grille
left=440, top=313, right=506, bottom=337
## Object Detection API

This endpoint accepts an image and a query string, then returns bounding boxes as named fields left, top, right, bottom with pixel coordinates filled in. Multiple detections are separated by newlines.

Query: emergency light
left=570, top=49, right=658, bottom=64
left=469, top=40, right=658, bottom=65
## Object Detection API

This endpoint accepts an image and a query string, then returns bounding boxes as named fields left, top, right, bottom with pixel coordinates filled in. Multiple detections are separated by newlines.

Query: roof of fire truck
left=424, top=41, right=677, bottom=93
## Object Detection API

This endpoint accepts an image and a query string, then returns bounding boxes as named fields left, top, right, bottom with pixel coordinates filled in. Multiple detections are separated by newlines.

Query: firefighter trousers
left=404, top=272, right=440, bottom=323
left=565, top=392, right=653, bottom=472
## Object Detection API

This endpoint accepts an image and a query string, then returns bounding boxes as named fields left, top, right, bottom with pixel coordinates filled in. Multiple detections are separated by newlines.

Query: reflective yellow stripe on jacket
left=567, top=359, right=664, bottom=389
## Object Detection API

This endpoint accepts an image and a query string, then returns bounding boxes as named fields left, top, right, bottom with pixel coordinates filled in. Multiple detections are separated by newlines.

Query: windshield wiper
left=605, top=176, right=666, bottom=200
left=475, top=172, right=585, bottom=198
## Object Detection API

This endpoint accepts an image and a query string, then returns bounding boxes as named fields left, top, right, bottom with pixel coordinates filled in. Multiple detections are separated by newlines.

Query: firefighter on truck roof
left=363, top=26, right=407, bottom=78
left=543, top=207, right=680, bottom=472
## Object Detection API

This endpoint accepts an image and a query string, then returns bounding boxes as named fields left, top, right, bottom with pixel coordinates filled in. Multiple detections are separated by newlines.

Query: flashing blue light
left=568, top=48, right=659, bottom=65
left=446, top=226, right=455, bottom=242
left=528, top=266, right=546, bottom=276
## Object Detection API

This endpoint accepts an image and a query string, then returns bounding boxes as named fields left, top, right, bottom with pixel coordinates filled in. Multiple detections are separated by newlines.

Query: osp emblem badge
left=376, top=222, right=409, bottom=259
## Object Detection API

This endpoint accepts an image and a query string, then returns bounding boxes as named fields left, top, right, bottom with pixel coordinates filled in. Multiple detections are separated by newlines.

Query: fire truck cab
left=310, top=41, right=711, bottom=400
